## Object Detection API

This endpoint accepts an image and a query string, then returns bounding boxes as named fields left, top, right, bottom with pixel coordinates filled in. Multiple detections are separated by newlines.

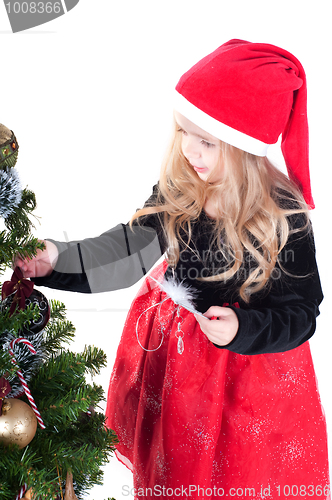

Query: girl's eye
left=201, top=140, right=215, bottom=148
left=177, top=127, right=187, bottom=136
left=177, top=127, right=215, bottom=148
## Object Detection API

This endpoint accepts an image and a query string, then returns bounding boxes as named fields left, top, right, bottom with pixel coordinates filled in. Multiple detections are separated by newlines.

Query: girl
left=18, top=40, right=330, bottom=499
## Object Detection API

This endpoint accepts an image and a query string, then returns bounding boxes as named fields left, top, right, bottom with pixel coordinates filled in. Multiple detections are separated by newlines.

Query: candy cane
left=9, top=338, right=45, bottom=429
left=15, top=483, right=28, bottom=500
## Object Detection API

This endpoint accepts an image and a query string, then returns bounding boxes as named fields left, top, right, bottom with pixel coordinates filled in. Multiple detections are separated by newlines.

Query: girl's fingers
left=195, top=306, right=239, bottom=346
left=202, top=306, right=229, bottom=319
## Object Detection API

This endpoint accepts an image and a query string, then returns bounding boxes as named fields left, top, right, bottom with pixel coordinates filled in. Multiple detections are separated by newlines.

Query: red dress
left=106, top=262, right=330, bottom=500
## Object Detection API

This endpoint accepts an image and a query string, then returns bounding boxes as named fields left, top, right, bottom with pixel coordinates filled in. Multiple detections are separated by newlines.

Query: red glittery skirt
left=106, top=262, right=330, bottom=499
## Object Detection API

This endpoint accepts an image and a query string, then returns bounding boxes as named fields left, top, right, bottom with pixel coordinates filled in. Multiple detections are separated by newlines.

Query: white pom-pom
left=150, top=275, right=203, bottom=316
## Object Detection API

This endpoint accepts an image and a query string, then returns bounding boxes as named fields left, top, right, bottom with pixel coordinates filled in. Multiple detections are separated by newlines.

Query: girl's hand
left=14, top=240, right=59, bottom=278
left=194, top=306, right=239, bottom=346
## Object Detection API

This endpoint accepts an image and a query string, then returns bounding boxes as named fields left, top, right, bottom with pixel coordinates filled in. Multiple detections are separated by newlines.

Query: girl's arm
left=30, top=223, right=164, bottom=293
left=17, top=185, right=166, bottom=293
left=199, top=297, right=321, bottom=355
left=197, top=218, right=324, bottom=355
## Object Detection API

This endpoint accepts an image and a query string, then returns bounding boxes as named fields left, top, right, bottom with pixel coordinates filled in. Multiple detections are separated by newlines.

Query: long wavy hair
left=131, top=117, right=310, bottom=303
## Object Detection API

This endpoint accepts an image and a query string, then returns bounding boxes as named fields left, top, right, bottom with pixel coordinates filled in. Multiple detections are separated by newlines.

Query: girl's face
left=174, top=112, right=222, bottom=182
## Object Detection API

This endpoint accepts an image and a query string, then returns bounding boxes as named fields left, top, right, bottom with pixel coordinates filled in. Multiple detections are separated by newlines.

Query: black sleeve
left=32, top=185, right=167, bottom=293
left=215, top=218, right=324, bottom=355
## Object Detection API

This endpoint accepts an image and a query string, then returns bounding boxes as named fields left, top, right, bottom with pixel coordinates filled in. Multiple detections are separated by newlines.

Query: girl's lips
left=193, top=165, right=208, bottom=173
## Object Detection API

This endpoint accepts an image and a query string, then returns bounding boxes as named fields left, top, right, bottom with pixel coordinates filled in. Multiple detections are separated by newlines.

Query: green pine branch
left=0, top=231, right=44, bottom=271
left=0, top=349, right=18, bottom=378
left=4, top=188, right=38, bottom=237
left=0, top=301, right=42, bottom=338
left=81, top=344, right=108, bottom=377
left=0, top=179, right=118, bottom=498
left=46, top=300, right=67, bottom=322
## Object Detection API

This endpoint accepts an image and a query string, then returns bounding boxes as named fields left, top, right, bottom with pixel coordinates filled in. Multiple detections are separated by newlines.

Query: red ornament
left=2, top=267, right=34, bottom=315
left=0, top=377, right=11, bottom=414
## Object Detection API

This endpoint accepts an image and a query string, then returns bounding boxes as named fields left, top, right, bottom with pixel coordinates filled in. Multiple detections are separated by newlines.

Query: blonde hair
left=131, top=118, right=310, bottom=303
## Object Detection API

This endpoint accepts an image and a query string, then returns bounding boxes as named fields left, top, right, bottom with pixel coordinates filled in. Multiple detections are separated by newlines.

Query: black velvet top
left=32, top=185, right=323, bottom=356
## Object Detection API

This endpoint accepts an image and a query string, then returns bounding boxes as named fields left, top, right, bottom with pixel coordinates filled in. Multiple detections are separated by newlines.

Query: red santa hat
left=174, top=39, right=314, bottom=208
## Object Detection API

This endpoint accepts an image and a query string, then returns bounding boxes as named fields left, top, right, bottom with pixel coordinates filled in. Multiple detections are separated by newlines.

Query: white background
left=0, top=1, right=331, bottom=498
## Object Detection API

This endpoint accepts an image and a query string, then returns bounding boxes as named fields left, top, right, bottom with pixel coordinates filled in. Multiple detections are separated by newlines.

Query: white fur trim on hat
left=174, top=91, right=270, bottom=157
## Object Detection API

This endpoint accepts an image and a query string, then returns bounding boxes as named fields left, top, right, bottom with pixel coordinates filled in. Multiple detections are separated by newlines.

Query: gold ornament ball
left=0, top=398, right=37, bottom=448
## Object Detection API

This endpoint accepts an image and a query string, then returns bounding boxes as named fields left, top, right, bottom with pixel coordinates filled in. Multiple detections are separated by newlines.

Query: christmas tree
left=0, top=123, right=117, bottom=500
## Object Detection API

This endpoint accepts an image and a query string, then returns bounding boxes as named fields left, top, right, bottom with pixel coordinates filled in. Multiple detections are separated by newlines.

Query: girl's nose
left=182, top=137, right=201, bottom=159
